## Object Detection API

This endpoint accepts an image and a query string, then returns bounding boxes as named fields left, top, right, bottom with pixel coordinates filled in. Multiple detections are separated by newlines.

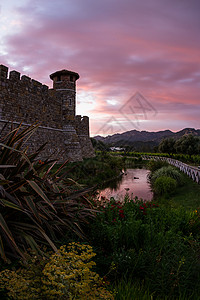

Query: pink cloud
left=1, top=0, right=200, bottom=134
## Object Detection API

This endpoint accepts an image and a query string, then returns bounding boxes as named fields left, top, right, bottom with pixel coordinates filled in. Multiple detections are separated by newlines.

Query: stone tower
left=50, top=69, right=79, bottom=125
left=49, top=69, right=84, bottom=161
left=0, top=64, right=95, bottom=162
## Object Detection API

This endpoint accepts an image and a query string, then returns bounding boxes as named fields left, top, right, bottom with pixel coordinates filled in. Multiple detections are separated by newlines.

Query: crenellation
left=21, top=75, right=31, bottom=83
left=0, top=65, right=8, bottom=79
left=42, top=85, right=49, bottom=93
left=0, top=65, right=95, bottom=161
left=32, top=79, right=42, bottom=87
left=9, top=70, right=21, bottom=81
left=75, top=115, right=81, bottom=122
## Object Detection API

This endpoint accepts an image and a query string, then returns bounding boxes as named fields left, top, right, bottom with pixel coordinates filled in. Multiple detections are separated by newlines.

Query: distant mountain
left=173, top=128, right=200, bottom=139
left=94, top=128, right=200, bottom=150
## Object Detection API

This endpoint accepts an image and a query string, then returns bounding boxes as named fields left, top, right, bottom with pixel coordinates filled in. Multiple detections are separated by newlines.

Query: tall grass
left=113, top=278, right=198, bottom=300
left=151, top=166, right=184, bottom=186
left=114, top=279, right=155, bottom=300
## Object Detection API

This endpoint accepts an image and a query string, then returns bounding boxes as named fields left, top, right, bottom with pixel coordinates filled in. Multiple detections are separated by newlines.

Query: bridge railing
left=142, top=156, right=200, bottom=184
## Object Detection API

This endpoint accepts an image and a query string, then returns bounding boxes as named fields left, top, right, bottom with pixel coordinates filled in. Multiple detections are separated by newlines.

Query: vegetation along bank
left=0, top=126, right=200, bottom=299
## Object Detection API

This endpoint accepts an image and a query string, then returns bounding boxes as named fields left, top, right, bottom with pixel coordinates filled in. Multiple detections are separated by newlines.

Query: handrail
left=142, top=156, right=200, bottom=184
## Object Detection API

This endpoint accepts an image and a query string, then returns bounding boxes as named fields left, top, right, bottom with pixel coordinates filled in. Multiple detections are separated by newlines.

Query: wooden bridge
left=142, top=155, right=200, bottom=184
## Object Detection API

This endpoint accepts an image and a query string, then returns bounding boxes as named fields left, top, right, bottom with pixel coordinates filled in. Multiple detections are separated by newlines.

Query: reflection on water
left=98, top=168, right=153, bottom=202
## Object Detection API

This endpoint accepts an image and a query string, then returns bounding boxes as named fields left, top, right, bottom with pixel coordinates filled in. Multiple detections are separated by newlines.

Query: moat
left=98, top=168, right=153, bottom=201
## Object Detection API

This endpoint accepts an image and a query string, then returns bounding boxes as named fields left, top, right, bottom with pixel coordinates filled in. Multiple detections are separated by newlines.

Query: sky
left=0, top=0, right=200, bottom=136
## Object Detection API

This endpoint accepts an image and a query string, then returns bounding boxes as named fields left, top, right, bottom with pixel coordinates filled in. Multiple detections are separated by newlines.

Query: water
left=98, top=168, right=153, bottom=202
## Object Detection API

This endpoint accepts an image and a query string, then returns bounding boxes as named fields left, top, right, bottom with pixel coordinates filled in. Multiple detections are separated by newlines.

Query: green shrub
left=151, top=166, right=184, bottom=186
left=154, top=176, right=177, bottom=196
left=147, top=160, right=169, bottom=172
left=0, top=243, right=114, bottom=300
left=62, top=154, right=123, bottom=187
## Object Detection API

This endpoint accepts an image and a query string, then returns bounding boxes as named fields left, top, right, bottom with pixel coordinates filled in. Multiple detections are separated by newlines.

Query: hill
left=93, top=128, right=200, bottom=152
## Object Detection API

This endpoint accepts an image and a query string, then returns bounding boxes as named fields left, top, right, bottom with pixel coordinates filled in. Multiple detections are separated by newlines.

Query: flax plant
left=0, top=124, right=96, bottom=262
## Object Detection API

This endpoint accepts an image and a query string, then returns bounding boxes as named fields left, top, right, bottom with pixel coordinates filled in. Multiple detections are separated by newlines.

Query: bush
left=151, top=166, right=184, bottom=186
left=0, top=243, right=114, bottom=300
left=147, top=160, right=169, bottom=172
left=87, top=198, right=200, bottom=299
left=154, top=176, right=177, bottom=196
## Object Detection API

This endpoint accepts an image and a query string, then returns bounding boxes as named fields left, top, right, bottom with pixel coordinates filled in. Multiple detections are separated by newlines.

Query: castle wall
left=75, top=115, right=95, bottom=158
left=0, top=64, right=95, bottom=162
left=0, top=65, right=62, bottom=128
left=0, top=121, right=66, bottom=160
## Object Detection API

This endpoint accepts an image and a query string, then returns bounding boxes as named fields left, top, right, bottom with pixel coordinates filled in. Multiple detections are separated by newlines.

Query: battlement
left=0, top=64, right=49, bottom=91
left=75, top=115, right=89, bottom=136
left=0, top=64, right=95, bottom=161
left=0, top=64, right=8, bottom=79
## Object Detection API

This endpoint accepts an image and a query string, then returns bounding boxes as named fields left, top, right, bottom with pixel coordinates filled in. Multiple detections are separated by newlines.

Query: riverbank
left=154, top=173, right=200, bottom=211
left=55, top=153, right=124, bottom=188
left=1, top=127, right=200, bottom=299
left=1, top=155, right=200, bottom=299
left=147, top=159, right=200, bottom=211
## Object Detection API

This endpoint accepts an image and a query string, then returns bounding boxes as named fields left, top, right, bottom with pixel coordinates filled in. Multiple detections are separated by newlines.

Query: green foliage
left=91, top=138, right=109, bottom=152
left=151, top=166, right=184, bottom=186
left=87, top=198, right=200, bottom=299
left=175, top=134, right=200, bottom=156
left=62, top=154, right=123, bottom=187
left=0, top=125, right=96, bottom=262
left=120, top=150, right=200, bottom=165
left=158, top=134, right=200, bottom=157
left=158, top=137, right=176, bottom=155
left=162, top=173, right=200, bottom=211
left=154, top=176, right=177, bottom=196
left=113, top=278, right=155, bottom=300
left=147, top=160, right=169, bottom=172
left=0, top=243, right=114, bottom=299
left=113, top=277, right=198, bottom=300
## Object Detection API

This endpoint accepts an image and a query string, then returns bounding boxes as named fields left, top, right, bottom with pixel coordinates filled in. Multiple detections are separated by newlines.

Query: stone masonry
left=0, top=64, right=95, bottom=161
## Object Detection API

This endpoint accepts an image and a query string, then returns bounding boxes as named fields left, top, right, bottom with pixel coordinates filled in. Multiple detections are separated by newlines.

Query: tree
left=158, top=137, right=176, bottom=155
left=91, top=138, right=108, bottom=151
left=174, top=134, right=200, bottom=156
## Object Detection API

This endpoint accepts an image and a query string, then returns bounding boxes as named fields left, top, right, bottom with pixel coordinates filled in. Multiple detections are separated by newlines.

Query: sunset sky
left=0, top=0, right=200, bottom=136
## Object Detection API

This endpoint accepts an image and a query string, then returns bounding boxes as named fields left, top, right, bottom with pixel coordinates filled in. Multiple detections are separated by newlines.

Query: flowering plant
left=99, top=197, right=125, bottom=223
left=139, top=202, right=159, bottom=215
left=0, top=243, right=114, bottom=299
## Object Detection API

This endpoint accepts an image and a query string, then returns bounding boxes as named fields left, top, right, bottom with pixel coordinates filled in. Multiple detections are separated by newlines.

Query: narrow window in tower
left=57, top=75, right=61, bottom=81
left=69, top=98, right=72, bottom=106
left=70, top=75, right=73, bottom=82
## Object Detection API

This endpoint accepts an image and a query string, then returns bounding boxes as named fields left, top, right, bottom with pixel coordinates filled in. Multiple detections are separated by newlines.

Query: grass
left=113, top=279, right=155, bottom=300
left=155, top=173, right=200, bottom=211
left=113, top=278, right=198, bottom=300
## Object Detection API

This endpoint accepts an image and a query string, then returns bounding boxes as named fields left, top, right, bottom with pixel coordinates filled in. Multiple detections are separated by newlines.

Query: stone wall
left=0, top=65, right=62, bottom=128
left=0, top=64, right=95, bottom=162
left=75, top=116, right=94, bottom=158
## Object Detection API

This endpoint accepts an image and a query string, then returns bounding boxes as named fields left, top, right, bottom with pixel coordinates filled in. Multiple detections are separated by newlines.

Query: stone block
left=0, top=65, right=8, bottom=79
left=9, top=70, right=20, bottom=81
left=0, top=67, right=95, bottom=162
left=32, top=79, right=42, bottom=86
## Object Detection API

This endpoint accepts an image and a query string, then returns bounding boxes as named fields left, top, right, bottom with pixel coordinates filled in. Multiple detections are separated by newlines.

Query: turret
left=50, top=70, right=79, bottom=124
